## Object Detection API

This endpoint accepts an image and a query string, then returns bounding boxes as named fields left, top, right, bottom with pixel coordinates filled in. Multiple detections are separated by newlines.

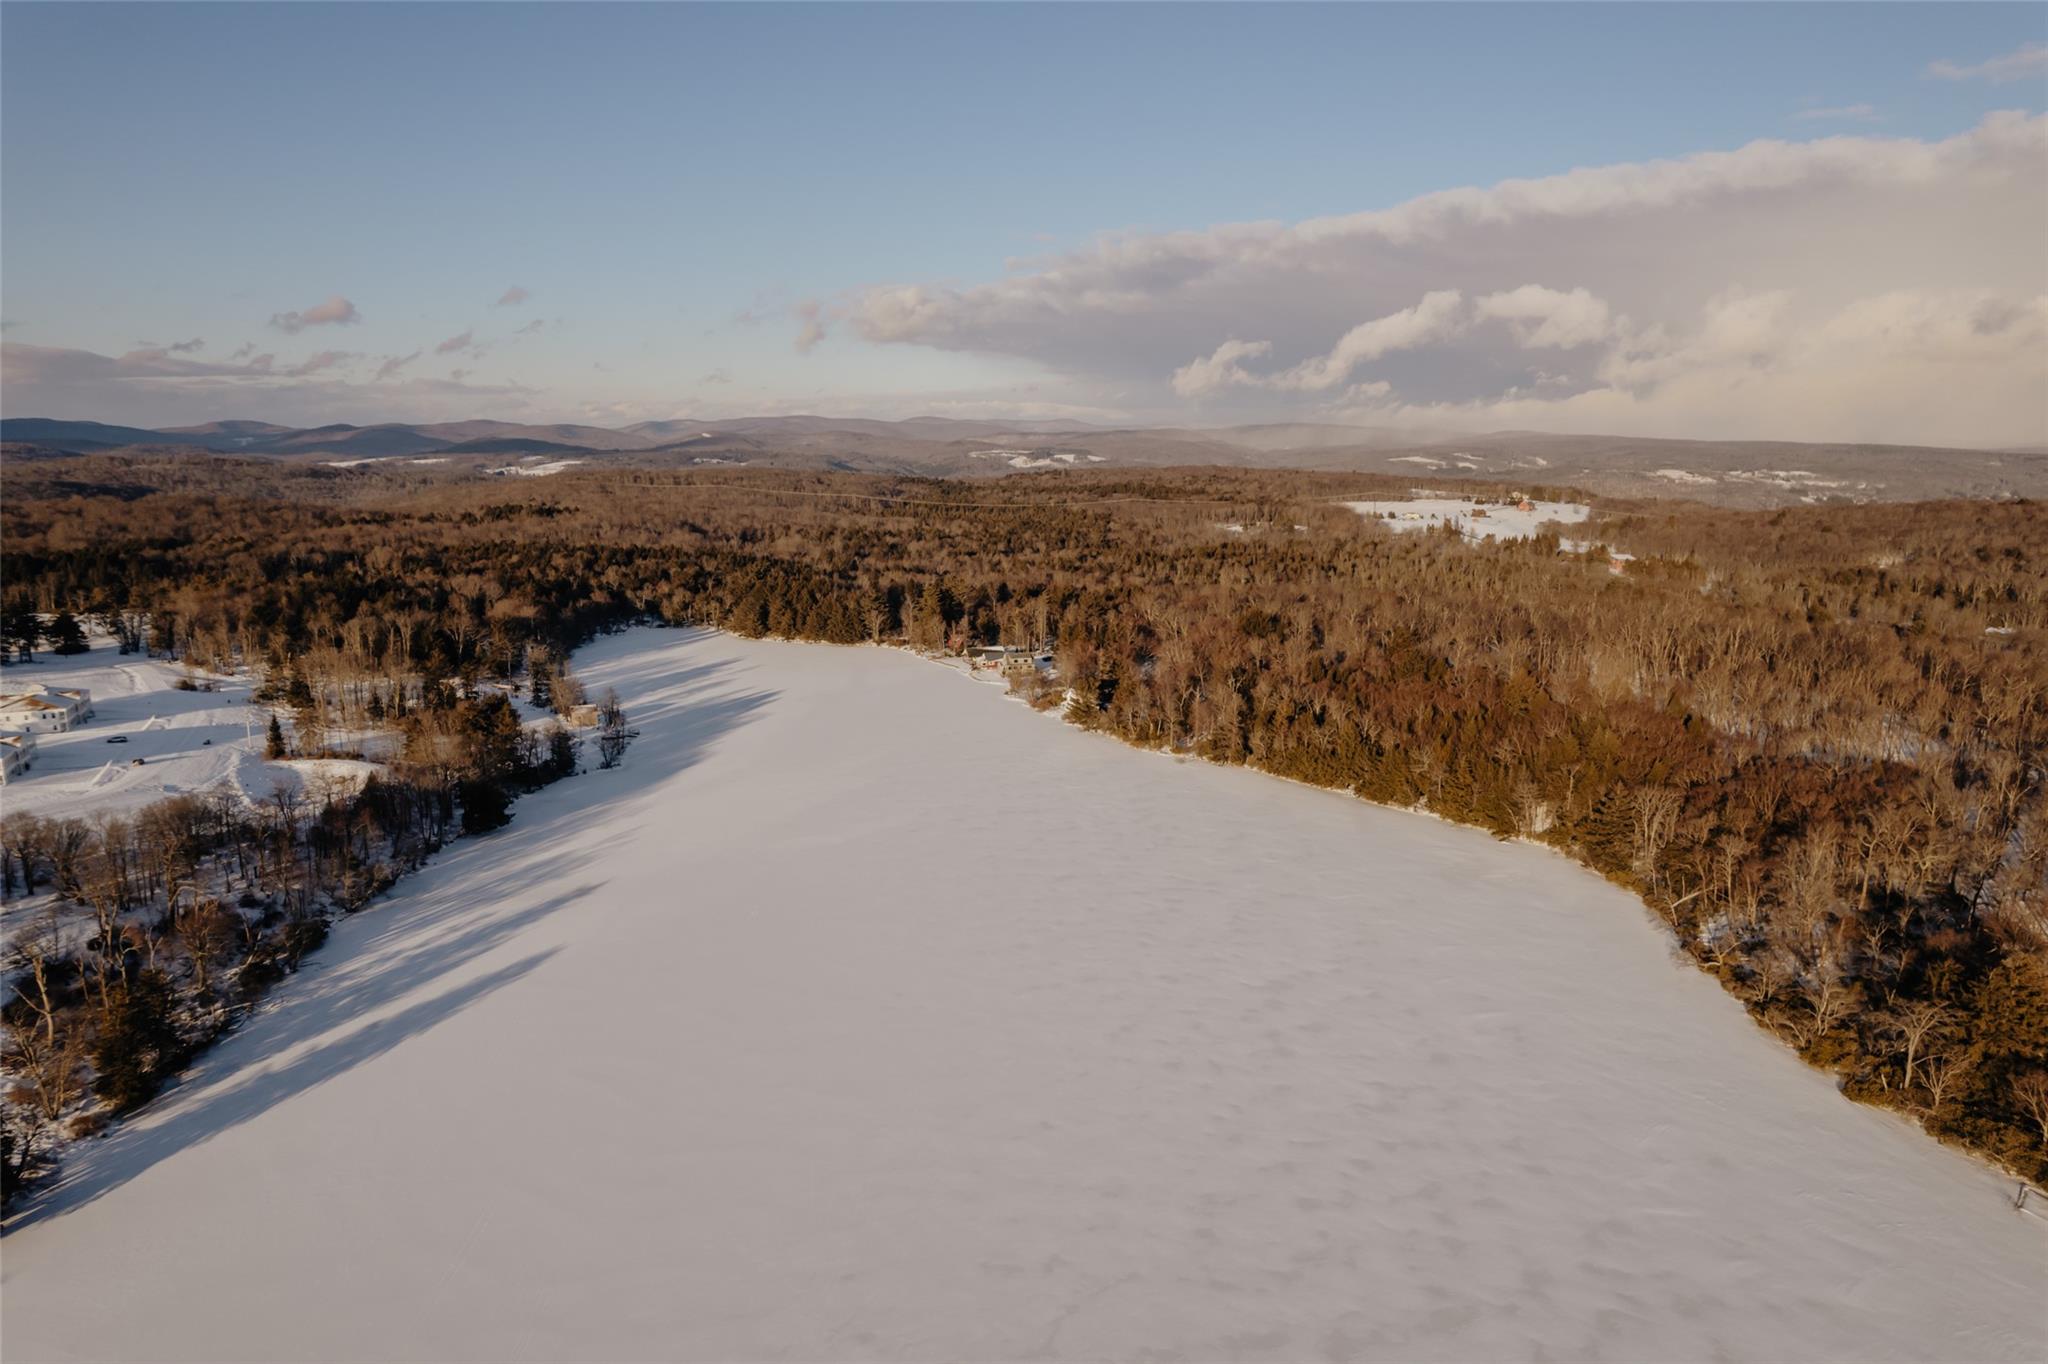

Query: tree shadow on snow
left=4, top=634, right=777, bottom=1234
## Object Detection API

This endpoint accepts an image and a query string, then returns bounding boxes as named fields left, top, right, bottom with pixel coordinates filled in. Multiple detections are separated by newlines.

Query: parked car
left=106, top=735, right=129, bottom=744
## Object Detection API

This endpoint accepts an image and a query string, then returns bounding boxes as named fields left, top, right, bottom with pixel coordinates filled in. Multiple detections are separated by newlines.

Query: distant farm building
left=567, top=703, right=602, bottom=728
left=0, top=685, right=93, bottom=732
left=0, top=729, right=35, bottom=782
left=967, top=645, right=1046, bottom=678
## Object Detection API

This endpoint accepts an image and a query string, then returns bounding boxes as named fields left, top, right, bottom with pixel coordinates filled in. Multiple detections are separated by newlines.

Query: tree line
left=2, top=453, right=2043, bottom=1185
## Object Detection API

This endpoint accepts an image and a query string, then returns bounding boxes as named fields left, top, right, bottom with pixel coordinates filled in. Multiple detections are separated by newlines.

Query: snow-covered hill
left=2, top=628, right=2040, bottom=1361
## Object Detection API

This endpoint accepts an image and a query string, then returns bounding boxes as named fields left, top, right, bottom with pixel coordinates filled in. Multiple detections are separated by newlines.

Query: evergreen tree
left=1580, top=785, right=1638, bottom=879
left=265, top=714, right=288, bottom=759
left=458, top=778, right=512, bottom=834
left=1, top=605, right=40, bottom=662
left=44, top=611, right=88, bottom=655
left=543, top=725, right=579, bottom=782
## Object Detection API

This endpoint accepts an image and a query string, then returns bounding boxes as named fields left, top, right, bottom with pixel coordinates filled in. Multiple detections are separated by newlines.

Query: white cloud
left=289, top=349, right=357, bottom=377
left=1473, top=286, right=1615, bottom=349
left=269, top=295, right=360, bottom=334
left=496, top=285, right=531, bottom=307
left=1330, top=288, right=2048, bottom=447
left=1177, top=287, right=1617, bottom=396
left=1173, top=291, right=1470, bottom=396
left=373, top=351, right=422, bottom=382
left=1171, top=339, right=1271, bottom=397
left=794, top=300, right=828, bottom=354
left=1792, top=103, right=1880, bottom=123
left=1267, top=290, right=1467, bottom=391
left=839, top=113, right=2048, bottom=445
left=1928, top=43, right=2048, bottom=83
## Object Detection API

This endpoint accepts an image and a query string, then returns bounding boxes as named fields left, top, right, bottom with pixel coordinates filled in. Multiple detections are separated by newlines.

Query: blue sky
left=3, top=3, right=2043, bottom=441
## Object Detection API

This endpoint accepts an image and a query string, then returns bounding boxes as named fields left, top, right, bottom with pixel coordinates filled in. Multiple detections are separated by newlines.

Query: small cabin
left=567, top=703, right=601, bottom=728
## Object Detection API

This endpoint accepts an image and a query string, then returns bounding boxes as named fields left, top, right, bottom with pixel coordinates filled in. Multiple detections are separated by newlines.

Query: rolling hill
left=5, top=414, right=2043, bottom=507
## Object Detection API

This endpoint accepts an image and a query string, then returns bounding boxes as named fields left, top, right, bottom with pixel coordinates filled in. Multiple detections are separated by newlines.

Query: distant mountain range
left=4, top=414, right=2044, bottom=508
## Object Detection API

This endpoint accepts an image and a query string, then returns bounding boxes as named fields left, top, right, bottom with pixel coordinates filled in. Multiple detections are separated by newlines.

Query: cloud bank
left=1, top=341, right=529, bottom=427
left=845, top=113, right=2048, bottom=445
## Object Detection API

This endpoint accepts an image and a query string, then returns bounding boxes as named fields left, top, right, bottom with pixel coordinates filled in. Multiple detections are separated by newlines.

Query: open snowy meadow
left=1, top=627, right=2041, bottom=1362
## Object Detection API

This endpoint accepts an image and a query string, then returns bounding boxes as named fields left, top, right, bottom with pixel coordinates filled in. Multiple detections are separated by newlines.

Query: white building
left=0, top=685, right=94, bottom=732
left=0, top=729, right=34, bottom=782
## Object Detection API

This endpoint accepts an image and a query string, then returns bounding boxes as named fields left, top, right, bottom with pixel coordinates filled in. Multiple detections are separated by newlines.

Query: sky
left=3, top=2, right=2044, bottom=445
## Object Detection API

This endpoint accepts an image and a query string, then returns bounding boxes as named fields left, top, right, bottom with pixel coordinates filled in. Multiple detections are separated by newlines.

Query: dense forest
left=3, top=452, right=2044, bottom=1194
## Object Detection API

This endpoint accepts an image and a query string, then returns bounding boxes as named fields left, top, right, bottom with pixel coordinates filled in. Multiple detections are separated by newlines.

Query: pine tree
left=44, top=611, right=87, bottom=656
left=1, top=605, right=40, bottom=663
left=1580, top=784, right=1638, bottom=879
left=265, top=714, right=288, bottom=759
left=458, top=778, right=512, bottom=834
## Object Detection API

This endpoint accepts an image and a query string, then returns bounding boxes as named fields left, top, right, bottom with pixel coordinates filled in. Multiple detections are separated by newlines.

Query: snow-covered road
left=2, top=627, right=2041, bottom=1362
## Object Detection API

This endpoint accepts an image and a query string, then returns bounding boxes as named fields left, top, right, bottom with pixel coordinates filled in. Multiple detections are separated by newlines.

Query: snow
left=1342, top=497, right=1591, bottom=542
left=2, top=627, right=2041, bottom=1362
left=484, top=459, right=584, bottom=477
left=0, top=644, right=373, bottom=822
left=1651, top=467, right=1718, bottom=485
left=968, top=450, right=1109, bottom=468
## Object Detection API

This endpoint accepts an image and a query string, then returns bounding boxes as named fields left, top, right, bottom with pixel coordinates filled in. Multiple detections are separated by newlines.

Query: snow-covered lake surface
left=1342, top=498, right=1590, bottom=542
left=3, top=627, right=2041, bottom=1362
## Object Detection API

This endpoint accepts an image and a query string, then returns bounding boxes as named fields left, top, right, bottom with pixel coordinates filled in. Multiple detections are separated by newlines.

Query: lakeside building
left=0, top=729, right=35, bottom=782
left=0, top=685, right=93, bottom=732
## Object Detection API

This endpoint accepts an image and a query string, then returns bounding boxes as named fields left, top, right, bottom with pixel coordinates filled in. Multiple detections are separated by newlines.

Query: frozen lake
left=2, top=627, right=2041, bottom=1362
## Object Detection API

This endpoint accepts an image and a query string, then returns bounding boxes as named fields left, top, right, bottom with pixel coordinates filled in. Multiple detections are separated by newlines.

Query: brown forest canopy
left=3, top=453, right=2045, bottom=1180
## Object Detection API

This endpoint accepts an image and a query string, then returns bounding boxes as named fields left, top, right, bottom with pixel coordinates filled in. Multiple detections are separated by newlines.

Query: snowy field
left=2, top=627, right=2042, bottom=1363
left=0, top=644, right=384, bottom=824
left=1342, top=498, right=1590, bottom=542
left=485, top=459, right=584, bottom=477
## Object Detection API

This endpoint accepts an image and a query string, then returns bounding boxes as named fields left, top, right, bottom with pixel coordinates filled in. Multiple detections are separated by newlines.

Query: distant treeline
left=3, top=454, right=2044, bottom=1182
